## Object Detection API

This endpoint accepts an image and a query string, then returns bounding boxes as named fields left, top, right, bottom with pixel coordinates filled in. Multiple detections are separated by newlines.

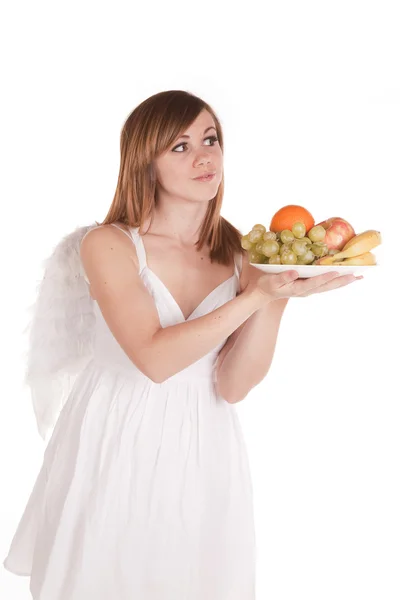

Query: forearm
left=148, top=290, right=266, bottom=383
left=216, top=298, right=289, bottom=403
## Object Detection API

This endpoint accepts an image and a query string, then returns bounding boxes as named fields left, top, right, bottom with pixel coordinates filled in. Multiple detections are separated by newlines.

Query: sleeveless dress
left=3, top=225, right=257, bottom=600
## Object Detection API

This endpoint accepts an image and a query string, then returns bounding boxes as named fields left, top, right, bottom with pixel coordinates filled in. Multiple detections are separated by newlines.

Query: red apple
left=314, top=217, right=356, bottom=251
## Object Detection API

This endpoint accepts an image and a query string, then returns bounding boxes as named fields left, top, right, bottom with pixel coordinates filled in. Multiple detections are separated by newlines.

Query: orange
left=270, top=205, right=315, bottom=233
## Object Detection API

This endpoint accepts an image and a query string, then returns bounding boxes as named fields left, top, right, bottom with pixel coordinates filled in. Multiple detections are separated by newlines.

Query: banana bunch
left=316, top=230, right=381, bottom=266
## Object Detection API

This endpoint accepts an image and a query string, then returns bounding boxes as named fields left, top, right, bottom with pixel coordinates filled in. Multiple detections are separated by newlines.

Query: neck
left=143, top=200, right=209, bottom=246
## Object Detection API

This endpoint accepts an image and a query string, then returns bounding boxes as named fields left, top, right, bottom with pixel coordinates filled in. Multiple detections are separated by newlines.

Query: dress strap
left=109, top=224, right=147, bottom=274
left=234, top=252, right=243, bottom=293
left=109, top=223, right=133, bottom=242
left=234, top=252, right=243, bottom=277
left=128, top=227, right=148, bottom=274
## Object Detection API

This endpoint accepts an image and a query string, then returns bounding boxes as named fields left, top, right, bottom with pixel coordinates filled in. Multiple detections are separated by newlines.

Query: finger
left=299, top=274, right=358, bottom=296
left=276, top=270, right=300, bottom=288
left=288, top=271, right=341, bottom=295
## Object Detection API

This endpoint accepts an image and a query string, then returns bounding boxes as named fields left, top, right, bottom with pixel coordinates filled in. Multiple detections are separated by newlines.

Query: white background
left=1, top=0, right=399, bottom=598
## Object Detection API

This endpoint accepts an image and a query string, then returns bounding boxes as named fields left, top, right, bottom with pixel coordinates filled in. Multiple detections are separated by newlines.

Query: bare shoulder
left=80, top=223, right=140, bottom=300
left=80, top=223, right=138, bottom=264
left=80, top=222, right=130, bottom=245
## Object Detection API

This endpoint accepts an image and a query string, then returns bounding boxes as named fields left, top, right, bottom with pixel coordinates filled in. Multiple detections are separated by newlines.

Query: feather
left=23, top=223, right=98, bottom=440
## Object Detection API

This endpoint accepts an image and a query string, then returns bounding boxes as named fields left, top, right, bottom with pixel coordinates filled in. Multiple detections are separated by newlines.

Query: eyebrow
left=179, top=126, right=217, bottom=139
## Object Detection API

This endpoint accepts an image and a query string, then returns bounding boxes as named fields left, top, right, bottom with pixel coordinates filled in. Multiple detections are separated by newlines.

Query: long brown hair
left=99, top=90, right=245, bottom=265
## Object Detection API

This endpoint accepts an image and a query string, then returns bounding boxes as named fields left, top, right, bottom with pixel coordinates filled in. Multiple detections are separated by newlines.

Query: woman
left=3, top=90, right=359, bottom=599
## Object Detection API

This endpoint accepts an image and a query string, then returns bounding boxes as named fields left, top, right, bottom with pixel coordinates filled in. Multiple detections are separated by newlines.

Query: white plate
left=250, top=264, right=377, bottom=278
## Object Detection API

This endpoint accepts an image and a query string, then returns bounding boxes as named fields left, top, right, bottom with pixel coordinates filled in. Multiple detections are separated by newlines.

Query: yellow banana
left=337, top=229, right=381, bottom=257
left=332, top=251, right=377, bottom=266
left=316, top=230, right=382, bottom=265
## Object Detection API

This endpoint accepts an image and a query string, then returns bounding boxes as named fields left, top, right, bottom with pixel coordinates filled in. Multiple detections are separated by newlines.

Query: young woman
left=3, top=90, right=358, bottom=599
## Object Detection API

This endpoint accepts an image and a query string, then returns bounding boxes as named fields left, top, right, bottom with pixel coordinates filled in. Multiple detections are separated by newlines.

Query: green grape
left=279, top=243, right=292, bottom=255
left=319, top=243, right=329, bottom=256
left=248, top=249, right=268, bottom=264
left=296, top=253, right=311, bottom=265
left=263, top=231, right=277, bottom=241
left=252, top=223, right=266, bottom=233
left=280, top=229, right=295, bottom=244
left=292, top=239, right=308, bottom=257
left=248, top=229, right=263, bottom=243
left=308, top=226, right=326, bottom=242
left=302, top=249, right=315, bottom=264
left=261, top=240, right=280, bottom=257
left=241, top=235, right=253, bottom=250
left=275, top=231, right=282, bottom=242
left=296, top=255, right=307, bottom=265
left=292, top=222, right=307, bottom=238
left=311, top=242, right=328, bottom=257
left=303, top=236, right=312, bottom=246
left=255, top=242, right=264, bottom=254
left=281, top=251, right=297, bottom=265
left=269, top=254, right=281, bottom=264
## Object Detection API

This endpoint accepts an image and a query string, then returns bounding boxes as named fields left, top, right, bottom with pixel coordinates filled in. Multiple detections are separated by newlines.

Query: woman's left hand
left=246, top=263, right=363, bottom=298
left=295, top=273, right=363, bottom=297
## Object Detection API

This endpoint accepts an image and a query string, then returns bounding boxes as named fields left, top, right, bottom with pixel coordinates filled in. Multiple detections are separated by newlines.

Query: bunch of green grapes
left=241, top=222, right=339, bottom=265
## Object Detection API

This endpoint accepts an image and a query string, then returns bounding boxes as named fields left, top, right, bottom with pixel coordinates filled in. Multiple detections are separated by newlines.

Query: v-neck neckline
left=131, top=227, right=236, bottom=322
left=146, top=268, right=235, bottom=322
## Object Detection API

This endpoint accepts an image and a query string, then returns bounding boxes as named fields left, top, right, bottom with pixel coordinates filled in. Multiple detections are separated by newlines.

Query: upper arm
left=238, top=250, right=264, bottom=293
left=80, top=226, right=161, bottom=381
left=215, top=251, right=263, bottom=399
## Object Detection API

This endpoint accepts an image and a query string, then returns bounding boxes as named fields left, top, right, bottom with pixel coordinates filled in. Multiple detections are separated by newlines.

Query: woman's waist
left=88, top=353, right=217, bottom=385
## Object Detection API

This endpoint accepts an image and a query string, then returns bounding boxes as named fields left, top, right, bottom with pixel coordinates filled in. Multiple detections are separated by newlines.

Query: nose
left=194, top=151, right=213, bottom=167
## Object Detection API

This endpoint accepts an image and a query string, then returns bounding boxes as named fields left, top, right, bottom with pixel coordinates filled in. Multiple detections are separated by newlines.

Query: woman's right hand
left=245, top=268, right=360, bottom=302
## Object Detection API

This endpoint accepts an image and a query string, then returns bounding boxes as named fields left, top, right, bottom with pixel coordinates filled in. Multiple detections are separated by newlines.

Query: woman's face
left=153, top=109, right=223, bottom=203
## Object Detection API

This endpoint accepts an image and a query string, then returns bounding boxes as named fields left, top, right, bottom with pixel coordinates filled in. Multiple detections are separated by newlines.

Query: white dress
left=3, top=225, right=257, bottom=600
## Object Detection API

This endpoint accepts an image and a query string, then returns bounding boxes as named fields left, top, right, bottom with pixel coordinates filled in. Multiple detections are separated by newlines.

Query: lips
left=193, top=172, right=216, bottom=180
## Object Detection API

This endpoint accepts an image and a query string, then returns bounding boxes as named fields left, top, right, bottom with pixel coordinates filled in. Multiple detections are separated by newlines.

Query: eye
left=172, top=135, right=219, bottom=153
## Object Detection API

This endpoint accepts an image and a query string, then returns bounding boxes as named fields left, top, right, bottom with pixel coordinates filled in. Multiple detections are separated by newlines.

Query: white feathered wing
left=23, top=223, right=98, bottom=441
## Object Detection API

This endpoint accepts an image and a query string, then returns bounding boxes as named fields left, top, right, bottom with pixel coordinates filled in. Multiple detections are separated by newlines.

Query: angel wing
left=23, top=222, right=98, bottom=441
